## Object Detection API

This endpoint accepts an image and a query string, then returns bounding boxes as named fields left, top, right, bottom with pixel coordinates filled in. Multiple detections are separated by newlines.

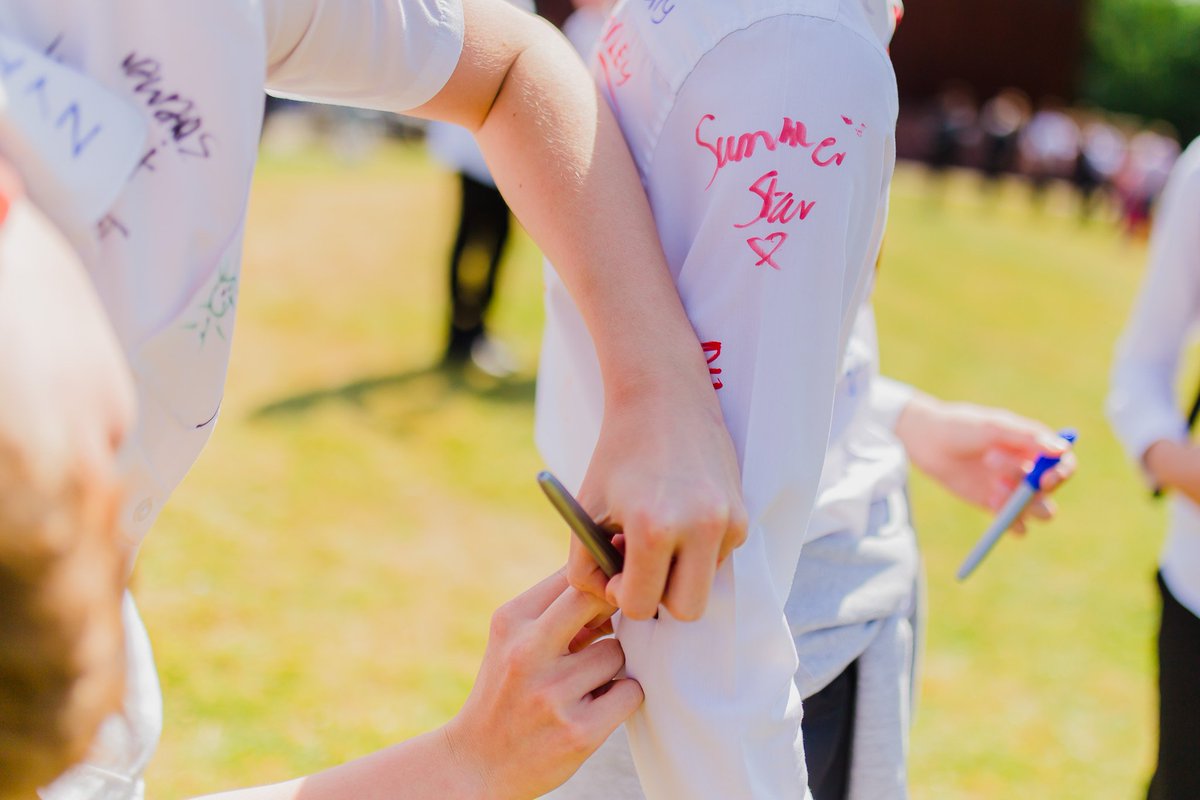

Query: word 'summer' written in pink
left=695, top=114, right=847, bottom=189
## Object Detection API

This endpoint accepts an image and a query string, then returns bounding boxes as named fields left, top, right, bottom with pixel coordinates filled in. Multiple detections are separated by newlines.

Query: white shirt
left=535, top=1, right=899, bottom=796
left=1108, top=136, right=1200, bottom=619
left=0, top=2, right=464, bottom=796
left=562, top=6, right=612, bottom=58
left=546, top=305, right=921, bottom=800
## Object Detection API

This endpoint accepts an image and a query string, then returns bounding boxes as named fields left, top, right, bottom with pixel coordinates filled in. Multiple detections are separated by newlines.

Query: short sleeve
left=262, top=0, right=465, bottom=113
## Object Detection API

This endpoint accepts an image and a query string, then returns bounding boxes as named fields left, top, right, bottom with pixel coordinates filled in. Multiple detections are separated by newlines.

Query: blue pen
left=956, top=429, right=1077, bottom=582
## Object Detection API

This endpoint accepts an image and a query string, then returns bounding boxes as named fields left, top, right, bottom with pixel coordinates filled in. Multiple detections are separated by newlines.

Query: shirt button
left=133, top=498, right=154, bottom=523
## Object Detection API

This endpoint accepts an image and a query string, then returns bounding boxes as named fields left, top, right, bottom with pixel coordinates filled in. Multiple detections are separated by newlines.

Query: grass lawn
left=139, top=143, right=1168, bottom=798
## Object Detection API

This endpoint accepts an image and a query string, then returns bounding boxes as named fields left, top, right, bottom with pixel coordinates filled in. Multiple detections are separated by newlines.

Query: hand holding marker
left=538, top=471, right=624, bottom=579
left=956, top=429, right=1077, bottom=582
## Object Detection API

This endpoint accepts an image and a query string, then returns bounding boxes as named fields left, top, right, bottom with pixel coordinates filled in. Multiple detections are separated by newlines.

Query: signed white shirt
left=0, top=2, right=464, bottom=796
left=1108, top=136, right=1200, bottom=619
left=536, top=0, right=899, bottom=797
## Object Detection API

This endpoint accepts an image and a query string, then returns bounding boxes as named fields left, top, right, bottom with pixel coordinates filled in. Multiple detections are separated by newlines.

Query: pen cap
left=1024, top=428, right=1077, bottom=491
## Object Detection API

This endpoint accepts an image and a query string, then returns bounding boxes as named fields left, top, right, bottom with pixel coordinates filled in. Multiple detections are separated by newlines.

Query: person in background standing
left=424, top=0, right=534, bottom=377
left=978, top=88, right=1030, bottom=192
left=1108, top=135, right=1200, bottom=800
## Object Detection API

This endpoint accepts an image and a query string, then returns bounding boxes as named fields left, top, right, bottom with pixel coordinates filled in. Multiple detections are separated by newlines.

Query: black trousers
left=446, top=172, right=511, bottom=358
left=803, top=660, right=858, bottom=800
left=1147, top=572, right=1200, bottom=800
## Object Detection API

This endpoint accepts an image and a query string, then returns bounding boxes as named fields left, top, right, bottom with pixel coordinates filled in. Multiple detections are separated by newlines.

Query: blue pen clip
left=1024, top=429, right=1077, bottom=491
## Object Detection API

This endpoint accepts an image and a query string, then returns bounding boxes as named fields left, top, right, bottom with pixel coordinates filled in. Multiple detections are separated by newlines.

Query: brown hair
left=0, top=442, right=127, bottom=797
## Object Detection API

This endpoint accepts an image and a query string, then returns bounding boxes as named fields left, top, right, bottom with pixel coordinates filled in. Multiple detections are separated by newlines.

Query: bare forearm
left=1146, top=440, right=1200, bottom=506
left=416, top=0, right=747, bottom=617
left=194, top=728, right=485, bottom=800
left=471, top=13, right=712, bottom=406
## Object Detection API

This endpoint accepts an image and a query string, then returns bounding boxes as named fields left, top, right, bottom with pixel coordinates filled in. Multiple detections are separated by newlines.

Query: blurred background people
left=927, top=82, right=977, bottom=186
left=1073, top=112, right=1127, bottom=221
left=425, top=0, right=534, bottom=378
left=1116, top=124, right=1182, bottom=239
left=1019, top=99, right=1081, bottom=208
left=978, top=88, right=1031, bottom=190
left=425, top=118, right=518, bottom=376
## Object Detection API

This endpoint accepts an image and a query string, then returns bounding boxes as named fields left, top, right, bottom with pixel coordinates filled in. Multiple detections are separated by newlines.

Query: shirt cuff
left=1107, top=396, right=1189, bottom=486
left=399, top=0, right=466, bottom=111
left=872, top=376, right=915, bottom=432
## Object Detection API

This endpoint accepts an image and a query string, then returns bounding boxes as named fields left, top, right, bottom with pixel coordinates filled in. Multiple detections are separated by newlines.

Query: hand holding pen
left=957, top=429, right=1078, bottom=581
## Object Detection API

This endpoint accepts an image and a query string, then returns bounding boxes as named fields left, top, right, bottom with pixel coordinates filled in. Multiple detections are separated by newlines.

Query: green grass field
left=138, top=144, right=1170, bottom=798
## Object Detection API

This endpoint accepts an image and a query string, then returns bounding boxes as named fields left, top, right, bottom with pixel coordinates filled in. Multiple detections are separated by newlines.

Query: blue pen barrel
left=956, top=483, right=1037, bottom=581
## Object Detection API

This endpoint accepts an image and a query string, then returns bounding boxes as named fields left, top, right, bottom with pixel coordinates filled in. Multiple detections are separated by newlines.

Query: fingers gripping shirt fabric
left=536, top=1, right=898, bottom=797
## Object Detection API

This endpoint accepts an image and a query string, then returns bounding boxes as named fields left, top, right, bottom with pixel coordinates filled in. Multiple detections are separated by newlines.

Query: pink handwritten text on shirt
left=702, top=341, right=724, bottom=389
left=736, top=170, right=816, bottom=229
left=696, top=114, right=848, bottom=189
left=598, top=22, right=633, bottom=101
left=841, top=115, right=868, bottom=138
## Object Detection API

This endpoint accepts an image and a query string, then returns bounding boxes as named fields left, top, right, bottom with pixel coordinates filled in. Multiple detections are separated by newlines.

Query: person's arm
left=194, top=572, right=642, bottom=800
left=891, top=389, right=1075, bottom=533
left=1107, top=138, right=1200, bottom=502
left=264, top=0, right=746, bottom=621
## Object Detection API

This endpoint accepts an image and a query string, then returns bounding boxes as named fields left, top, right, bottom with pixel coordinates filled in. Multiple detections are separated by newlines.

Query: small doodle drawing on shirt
left=746, top=233, right=787, bottom=271
left=185, top=269, right=238, bottom=346
left=841, top=115, right=868, bottom=138
left=702, top=341, right=724, bottom=389
left=97, top=213, right=129, bottom=241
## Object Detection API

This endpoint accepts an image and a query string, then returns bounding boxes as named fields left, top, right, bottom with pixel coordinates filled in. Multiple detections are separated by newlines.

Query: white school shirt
left=562, top=6, right=612, bottom=57
left=0, top=3, right=464, bottom=797
left=1108, top=136, right=1200, bottom=620
left=546, top=304, right=922, bottom=800
left=535, top=1, right=899, bottom=797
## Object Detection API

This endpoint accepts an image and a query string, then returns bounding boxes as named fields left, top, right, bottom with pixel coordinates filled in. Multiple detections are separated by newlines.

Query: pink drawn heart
left=746, top=232, right=787, bottom=270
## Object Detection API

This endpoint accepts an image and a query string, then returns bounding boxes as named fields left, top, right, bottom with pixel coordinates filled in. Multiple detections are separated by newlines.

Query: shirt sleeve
left=261, top=0, right=465, bottom=113
left=1107, top=137, right=1200, bottom=475
left=609, top=11, right=898, bottom=800
left=871, top=375, right=915, bottom=431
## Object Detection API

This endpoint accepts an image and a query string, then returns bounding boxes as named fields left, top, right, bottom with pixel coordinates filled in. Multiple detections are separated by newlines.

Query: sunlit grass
left=139, top=146, right=1165, bottom=798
